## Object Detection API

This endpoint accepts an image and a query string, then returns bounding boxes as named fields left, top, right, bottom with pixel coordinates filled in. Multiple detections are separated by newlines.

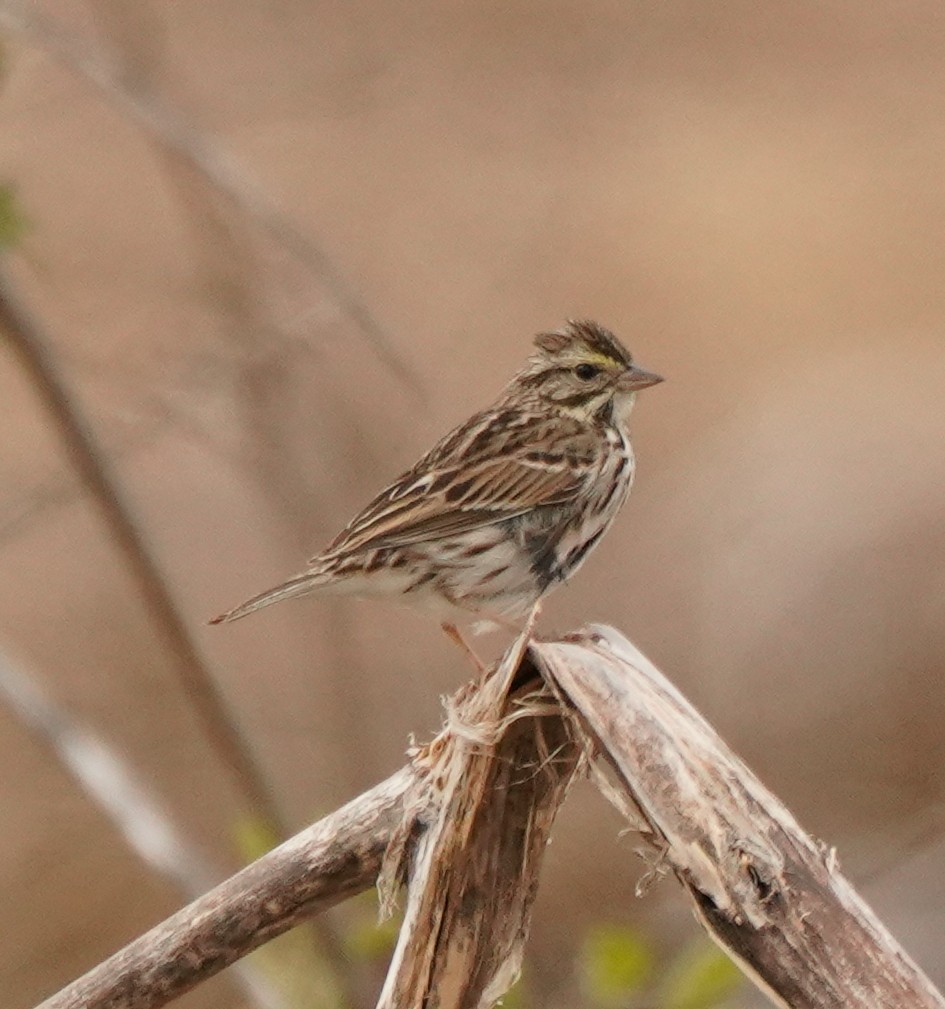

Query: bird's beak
left=619, top=363, right=664, bottom=392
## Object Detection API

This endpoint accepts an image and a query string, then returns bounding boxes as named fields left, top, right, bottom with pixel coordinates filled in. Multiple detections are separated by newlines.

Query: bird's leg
left=441, top=622, right=487, bottom=673
left=443, top=602, right=542, bottom=676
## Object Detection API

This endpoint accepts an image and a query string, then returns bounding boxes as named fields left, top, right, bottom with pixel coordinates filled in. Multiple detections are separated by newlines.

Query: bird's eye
left=574, top=363, right=600, bottom=381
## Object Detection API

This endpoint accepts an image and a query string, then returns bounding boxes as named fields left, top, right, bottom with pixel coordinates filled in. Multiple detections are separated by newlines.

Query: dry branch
left=32, top=626, right=945, bottom=1009
left=35, top=770, right=411, bottom=1009
left=532, top=626, right=945, bottom=1009
left=377, top=633, right=581, bottom=1009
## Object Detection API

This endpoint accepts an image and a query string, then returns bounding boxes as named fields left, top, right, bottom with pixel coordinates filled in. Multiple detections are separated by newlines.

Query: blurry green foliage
left=248, top=925, right=347, bottom=1009
left=581, top=923, right=655, bottom=1006
left=342, top=899, right=400, bottom=962
left=0, top=186, right=28, bottom=250
left=576, top=923, right=741, bottom=1009
left=497, top=972, right=528, bottom=1009
left=232, top=812, right=281, bottom=862
left=660, top=940, right=743, bottom=1009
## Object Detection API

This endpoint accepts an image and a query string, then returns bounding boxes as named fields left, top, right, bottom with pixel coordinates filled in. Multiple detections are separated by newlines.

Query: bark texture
left=35, top=627, right=945, bottom=1009
left=533, top=626, right=945, bottom=1009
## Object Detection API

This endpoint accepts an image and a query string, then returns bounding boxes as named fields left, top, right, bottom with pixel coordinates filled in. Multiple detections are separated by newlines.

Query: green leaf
left=581, top=923, right=654, bottom=1006
left=661, top=941, right=742, bottom=1009
left=232, top=813, right=281, bottom=862
left=0, top=185, right=28, bottom=249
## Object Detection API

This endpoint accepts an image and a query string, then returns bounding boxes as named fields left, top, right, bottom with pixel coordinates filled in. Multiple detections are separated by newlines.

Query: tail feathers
left=209, top=571, right=325, bottom=625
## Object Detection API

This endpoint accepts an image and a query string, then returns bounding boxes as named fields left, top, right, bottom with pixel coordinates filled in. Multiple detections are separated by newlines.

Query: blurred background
left=1, top=1, right=944, bottom=1007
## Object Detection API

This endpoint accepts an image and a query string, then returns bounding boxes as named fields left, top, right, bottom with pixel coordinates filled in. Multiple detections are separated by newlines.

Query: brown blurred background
left=2, top=1, right=945, bottom=1006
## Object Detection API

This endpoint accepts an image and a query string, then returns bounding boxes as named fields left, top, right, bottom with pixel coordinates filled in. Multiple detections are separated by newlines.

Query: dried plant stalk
left=377, top=639, right=582, bottom=1009
left=30, top=625, right=945, bottom=1009
left=532, top=626, right=945, bottom=1009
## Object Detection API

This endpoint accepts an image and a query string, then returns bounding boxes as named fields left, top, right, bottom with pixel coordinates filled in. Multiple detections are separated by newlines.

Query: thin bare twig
left=0, top=648, right=218, bottom=893
left=0, top=2, right=422, bottom=393
left=0, top=264, right=283, bottom=832
left=0, top=403, right=178, bottom=545
left=0, top=333, right=337, bottom=549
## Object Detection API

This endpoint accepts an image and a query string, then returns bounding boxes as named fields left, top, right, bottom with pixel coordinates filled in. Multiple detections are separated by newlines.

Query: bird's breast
left=523, top=432, right=635, bottom=589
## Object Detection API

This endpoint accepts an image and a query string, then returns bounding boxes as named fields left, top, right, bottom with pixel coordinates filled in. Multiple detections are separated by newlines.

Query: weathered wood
left=35, top=770, right=412, bottom=1009
left=377, top=635, right=582, bottom=1009
left=532, top=626, right=945, bottom=1009
left=33, top=625, right=945, bottom=1009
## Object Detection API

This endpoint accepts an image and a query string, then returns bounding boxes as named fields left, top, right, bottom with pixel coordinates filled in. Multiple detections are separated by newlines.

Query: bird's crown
left=532, top=319, right=634, bottom=370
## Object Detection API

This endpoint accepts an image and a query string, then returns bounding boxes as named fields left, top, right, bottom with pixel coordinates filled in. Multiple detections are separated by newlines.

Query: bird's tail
left=208, top=571, right=326, bottom=625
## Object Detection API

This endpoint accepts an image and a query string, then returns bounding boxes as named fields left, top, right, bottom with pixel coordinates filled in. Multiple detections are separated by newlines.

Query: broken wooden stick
left=35, top=626, right=945, bottom=1009
left=532, top=626, right=945, bottom=1009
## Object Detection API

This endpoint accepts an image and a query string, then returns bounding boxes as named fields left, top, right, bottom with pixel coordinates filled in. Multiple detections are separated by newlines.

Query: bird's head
left=514, top=319, right=663, bottom=424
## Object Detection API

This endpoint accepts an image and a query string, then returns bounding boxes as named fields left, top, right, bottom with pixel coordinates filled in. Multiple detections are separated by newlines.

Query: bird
left=210, top=320, right=662, bottom=644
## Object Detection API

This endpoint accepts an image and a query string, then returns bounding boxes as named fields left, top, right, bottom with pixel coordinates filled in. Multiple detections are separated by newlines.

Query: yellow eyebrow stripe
left=577, top=351, right=621, bottom=368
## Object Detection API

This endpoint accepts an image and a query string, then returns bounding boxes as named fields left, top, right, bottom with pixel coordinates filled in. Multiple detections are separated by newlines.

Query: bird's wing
left=316, top=432, right=596, bottom=557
